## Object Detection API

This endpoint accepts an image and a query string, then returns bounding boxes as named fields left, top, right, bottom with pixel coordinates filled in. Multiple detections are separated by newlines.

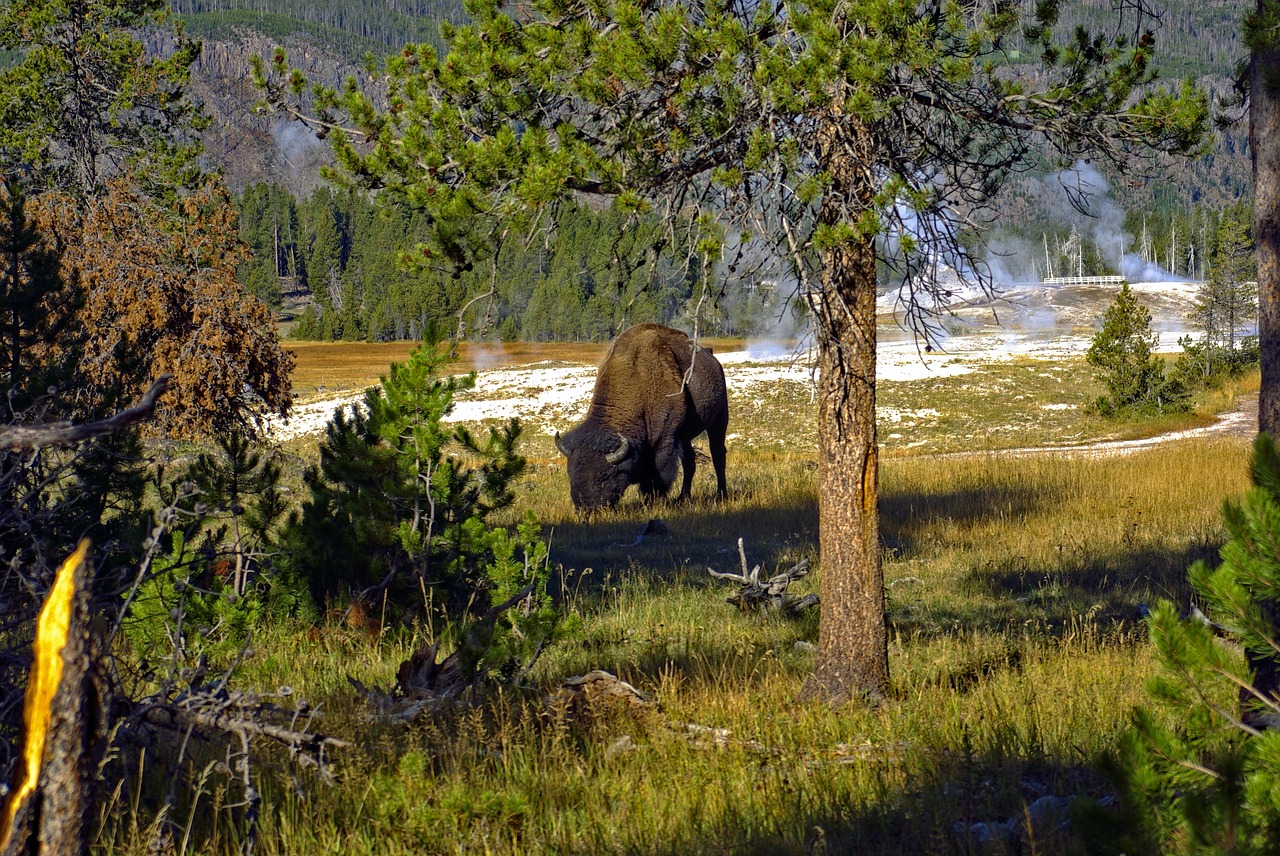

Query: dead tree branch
left=708, top=539, right=818, bottom=615
left=0, top=376, right=172, bottom=451
left=129, top=690, right=348, bottom=781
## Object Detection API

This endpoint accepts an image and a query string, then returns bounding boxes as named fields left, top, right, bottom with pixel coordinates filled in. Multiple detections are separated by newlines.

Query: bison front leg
left=642, top=441, right=684, bottom=500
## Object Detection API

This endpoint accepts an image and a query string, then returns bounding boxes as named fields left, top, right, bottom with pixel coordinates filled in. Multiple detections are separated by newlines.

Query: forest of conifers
left=185, top=0, right=1252, bottom=343
left=235, top=185, right=742, bottom=341
left=235, top=181, right=1250, bottom=342
left=172, top=0, right=466, bottom=52
left=171, top=0, right=1243, bottom=77
left=171, top=0, right=1254, bottom=343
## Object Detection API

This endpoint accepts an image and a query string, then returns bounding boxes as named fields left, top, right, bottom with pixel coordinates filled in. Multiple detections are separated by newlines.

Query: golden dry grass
left=286, top=337, right=757, bottom=395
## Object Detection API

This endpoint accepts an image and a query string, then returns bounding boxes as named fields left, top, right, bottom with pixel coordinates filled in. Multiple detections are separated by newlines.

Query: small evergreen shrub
left=284, top=331, right=527, bottom=616
left=1086, top=283, right=1188, bottom=415
left=123, top=430, right=308, bottom=668
left=1083, top=434, right=1280, bottom=853
left=1170, top=334, right=1260, bottom=395
left=446, top=511, right=571, bottom=685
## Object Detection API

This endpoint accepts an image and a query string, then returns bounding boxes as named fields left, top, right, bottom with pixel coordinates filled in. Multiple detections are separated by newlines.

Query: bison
left=555, top=324, right=728, bottom=511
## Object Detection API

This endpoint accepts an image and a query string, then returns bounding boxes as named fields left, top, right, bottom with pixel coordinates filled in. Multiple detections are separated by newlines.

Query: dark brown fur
left=556, top=324, right=728, bottom=510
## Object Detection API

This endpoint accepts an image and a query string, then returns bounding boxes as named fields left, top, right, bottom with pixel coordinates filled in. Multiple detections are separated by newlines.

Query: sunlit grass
left=95, top=341, right=1259, bottom=854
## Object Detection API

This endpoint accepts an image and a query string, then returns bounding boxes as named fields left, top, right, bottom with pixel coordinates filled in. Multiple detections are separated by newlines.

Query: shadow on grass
left=545, top=478, right=1051, bottom=583
left=970, top=539, right=1215, bottom=621
left=879, top=482, right=1053, bottom=558
left=639, top=750, right=1107, bottom=855
left=543, top=494, right=820, bottom=594
left=882, top=538, right=1222, bottom=651
left=550, top=608, right=821, bottom=691
left=543, top=472, right=1222, bottom=655
left=548, top=480, right=1046, bottom=581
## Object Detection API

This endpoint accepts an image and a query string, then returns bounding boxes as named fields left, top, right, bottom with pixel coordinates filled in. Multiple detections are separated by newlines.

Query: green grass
left=93, top=347, right=1258, bottom=855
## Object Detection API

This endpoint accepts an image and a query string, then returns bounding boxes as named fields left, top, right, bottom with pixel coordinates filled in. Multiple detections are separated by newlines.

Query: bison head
left=555, top=429, right=635, bottom=510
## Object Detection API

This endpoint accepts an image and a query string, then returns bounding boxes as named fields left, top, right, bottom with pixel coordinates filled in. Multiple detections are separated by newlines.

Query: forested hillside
left=175, top=0, right=1250, bottom=196
left=174, top=0, right=466, bottom=53
left=175, top=0, right=1255, bottom=341
left=171, top=0, right=1245, bottom=76
left=232, top=185, right=756, bottom=341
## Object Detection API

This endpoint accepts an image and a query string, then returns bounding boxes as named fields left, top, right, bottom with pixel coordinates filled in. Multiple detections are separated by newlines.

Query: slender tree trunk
left=798, top=114, right=890, bottom=704
left=5, top=198, right=20, bottom=391
left=1250, top=8, right=1280, bottom=725
left=1258, top=38, right=1280, bottom=437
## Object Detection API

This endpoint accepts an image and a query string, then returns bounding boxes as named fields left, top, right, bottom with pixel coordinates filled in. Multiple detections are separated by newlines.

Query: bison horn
left=555, top=431, right=569, bottom=456
left=605, top=433, right=630, bottom=465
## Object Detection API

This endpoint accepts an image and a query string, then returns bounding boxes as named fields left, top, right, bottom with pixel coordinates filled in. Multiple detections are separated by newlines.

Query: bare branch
left=0, top=376, right=172, bottom=451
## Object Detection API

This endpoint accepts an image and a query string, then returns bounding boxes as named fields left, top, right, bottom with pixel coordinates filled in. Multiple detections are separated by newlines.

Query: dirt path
left=953, top=394, right=1258, bottom=459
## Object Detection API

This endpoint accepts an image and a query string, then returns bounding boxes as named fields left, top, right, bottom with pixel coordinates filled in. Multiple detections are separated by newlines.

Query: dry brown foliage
left=33, top=179, right=294, bottom=438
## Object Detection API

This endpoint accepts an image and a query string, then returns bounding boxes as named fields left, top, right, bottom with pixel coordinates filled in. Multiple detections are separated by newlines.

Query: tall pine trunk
left=1250, top=8, right=1280, bottom=724
left=799, top=114, right=890, bottom=704
left=1258, top=18, right=1280, bottom=438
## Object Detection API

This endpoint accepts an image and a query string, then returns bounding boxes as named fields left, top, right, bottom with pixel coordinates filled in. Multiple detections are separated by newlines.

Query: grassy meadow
left=100, top=341, right=1257, bottom=854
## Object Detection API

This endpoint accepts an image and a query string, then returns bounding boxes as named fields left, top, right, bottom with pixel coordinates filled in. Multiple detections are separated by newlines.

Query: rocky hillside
left=173, top=0, right=1254, bottom=207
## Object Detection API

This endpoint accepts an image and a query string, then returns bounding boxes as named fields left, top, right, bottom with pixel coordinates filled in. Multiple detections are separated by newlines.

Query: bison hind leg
left=677, top=440, right=696, bottom=500
left=708, top=424, right=727, bottom=499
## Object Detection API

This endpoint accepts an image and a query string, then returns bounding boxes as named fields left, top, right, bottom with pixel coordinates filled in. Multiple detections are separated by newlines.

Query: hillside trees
left=0, top=0, right=205, bottom=197
left=174, top=0, right=468, bottom=54
left=1186, top=204, right=1258, bottom=379
left=241, top=181, right=703, bottom=341
left=260, top=0, right=1206, bottom=702
left=236, top=181, right=300, bottom=307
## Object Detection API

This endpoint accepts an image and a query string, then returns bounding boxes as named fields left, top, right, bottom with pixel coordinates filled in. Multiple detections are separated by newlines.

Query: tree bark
left=1258, top=15, right=1280, bottom=439
left=798, top=114, right=890, bottom=704
left=1250, top=6, right=1280, bottom=726
left=0, top=541, right=105, bottom=856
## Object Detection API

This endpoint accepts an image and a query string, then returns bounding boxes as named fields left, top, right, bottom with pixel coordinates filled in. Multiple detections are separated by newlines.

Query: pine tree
left=286, top=332, right=526, bottom=611
left=1210, top=207, right=1259, bottom=356
left=1086, top=434, right=1280, bottom=853
left=1087, top=283, right=1174, bottom=414
left=260, top=0, right=1207, bottom=702
left=1186, top=208, right=1258, bottom=382
left=0, top=0, right=205, bottom=197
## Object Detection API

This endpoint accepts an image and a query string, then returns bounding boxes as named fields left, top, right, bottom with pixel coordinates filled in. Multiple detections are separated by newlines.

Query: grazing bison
left=555, top=324, right=728, bottom=511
